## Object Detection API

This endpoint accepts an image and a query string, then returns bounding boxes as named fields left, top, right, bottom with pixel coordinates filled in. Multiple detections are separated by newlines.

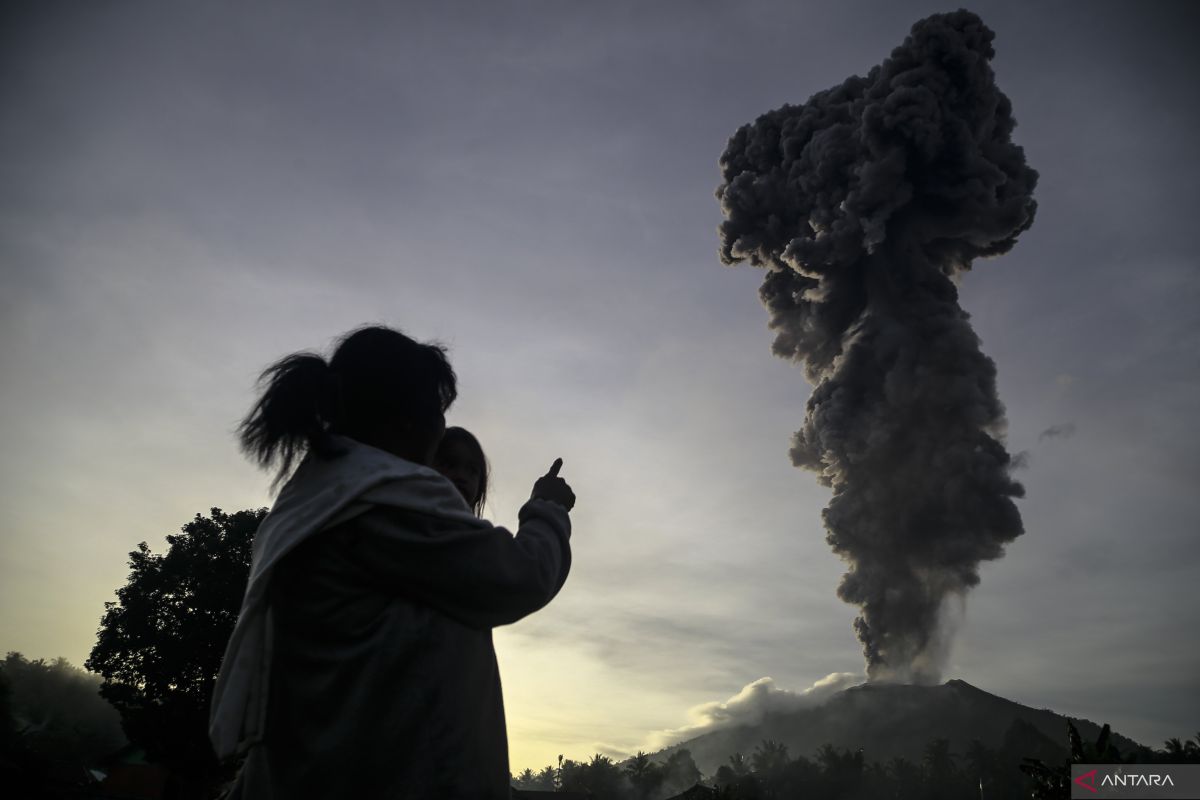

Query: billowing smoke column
left=716, top=11, right=1036, bottom=683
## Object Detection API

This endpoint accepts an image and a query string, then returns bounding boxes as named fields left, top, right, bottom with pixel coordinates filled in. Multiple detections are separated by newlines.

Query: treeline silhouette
left=0, top=652, right=127, bottom=793
left=1, top=508, right=263, bottom=797
left=86, top=507, right=265, bottom=792
left=512, top=749, right=702, bottom=797
left=512, top=725, right=1200, bottom=800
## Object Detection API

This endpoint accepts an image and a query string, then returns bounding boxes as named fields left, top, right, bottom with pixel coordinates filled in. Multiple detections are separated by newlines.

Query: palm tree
left=624, top=750, right=664, bottom=799
left=624, top=751, right=650, bottom=778
left=535, top=765, right=556, bottom=790
left=814, top=744, right=864, bottom=798
left=749, top=740, right=792, bottom=800
left=1021, top=721, right=1126, bottom=800
left=1164, top=734, right=1200, bottom=764
left=922, top=738, right=961, bottom=800
left=1165, top=737, right=1186, bottom=760
left=751, top=739, right=790, bottom=774
left=964, top=739, right=994, bottom=798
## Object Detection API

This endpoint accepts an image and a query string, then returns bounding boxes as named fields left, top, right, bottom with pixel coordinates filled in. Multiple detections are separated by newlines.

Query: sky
left=2, top=0, right=1198, bottom=773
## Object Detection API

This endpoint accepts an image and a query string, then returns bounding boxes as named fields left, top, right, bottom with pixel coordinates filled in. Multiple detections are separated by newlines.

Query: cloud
left=646, top=672, right=862, bottom=749
left=1039, top=423, right=1077, bottom=441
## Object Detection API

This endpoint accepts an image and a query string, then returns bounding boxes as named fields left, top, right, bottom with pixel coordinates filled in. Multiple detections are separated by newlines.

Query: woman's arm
left=342, top=498, right=572, bottom=628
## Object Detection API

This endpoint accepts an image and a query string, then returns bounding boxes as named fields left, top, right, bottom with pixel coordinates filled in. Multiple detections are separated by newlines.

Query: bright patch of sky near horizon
left=1, top=0, right=1197, bottom=772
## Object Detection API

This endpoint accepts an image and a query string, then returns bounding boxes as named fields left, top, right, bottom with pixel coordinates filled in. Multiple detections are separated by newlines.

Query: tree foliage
left=0, top=652, right=126, bottom=762
left=515, top=748, right=703, bottom=799
left=0, top=652, right=128, bottom=796
left=85, top=506, right=265, bottom=779
left=625, top=750, right=665, bottom=799
left=661, top=748, right=702, bottom=792
left=561, top=753, right=626, bottom=796
left=514, top=719, right=1198, bottom=800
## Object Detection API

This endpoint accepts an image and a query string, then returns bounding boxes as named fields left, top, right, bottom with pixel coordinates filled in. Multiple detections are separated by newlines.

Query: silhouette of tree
left=591, top=753, right=626, bottom=796
left=557, top=757, right=581, bottom=790
left=1, top=653, right=128, bottom=796
left=714, top=751, right=757, bottom=796
left=964, top=738, right=1001, bottom=799
left=511, top=763, right=557, bottom=790
left=517, top=720, right=1200, bottom=800
left=0, top=662, right=14, bottom=739
left=1021, top=720, right=1127, bottom=800
left=921, top=737, right=954, bottom=776
left=856, top=760, right=897, bottom=800
left=716, top=773, right=762, bottom=799
left=664, top=748, right=702, bottom=788
left=559, top=752, right=625, bottom=797
left=751, top=739, right=790, bottom=775
left=814, top=744, right=864, bottom=799
left=1, top=652, right=126, bottom=763
left=1084, top=723, right=1123, bottom=763
left=751, top=739, right=789, bottom=798
left=86, top=507, right=265, bottom=783
left=921, top=737, right=964, bottom=800
left=715, top=722, right=1200, bottom=800
left=1159, top=734, right=1200, bottom=764
left=780, top=755, right=825, bottom=799
left=625, top=750, right=664, bottom=799
left=887, top=757, right=923, bottom=800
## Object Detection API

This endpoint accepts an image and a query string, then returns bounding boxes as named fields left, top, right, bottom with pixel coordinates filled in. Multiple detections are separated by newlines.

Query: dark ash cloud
left=716, top=10, right=1036, bottom=683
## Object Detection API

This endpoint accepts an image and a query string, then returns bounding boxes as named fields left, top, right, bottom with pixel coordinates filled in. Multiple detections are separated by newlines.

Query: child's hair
left=438, top=426, right=490, bottom=516
left=239, top=325, right=457, bottom=486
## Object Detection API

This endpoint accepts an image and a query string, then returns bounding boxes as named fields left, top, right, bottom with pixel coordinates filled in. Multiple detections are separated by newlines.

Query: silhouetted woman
left=209, top=325, right=574, bottom=799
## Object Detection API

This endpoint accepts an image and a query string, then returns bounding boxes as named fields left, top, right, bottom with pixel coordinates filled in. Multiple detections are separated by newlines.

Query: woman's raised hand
left=531, top=458, right=576, bottom=511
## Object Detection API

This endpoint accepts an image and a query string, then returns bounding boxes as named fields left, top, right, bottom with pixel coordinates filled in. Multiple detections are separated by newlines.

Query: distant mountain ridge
left=654, top=679, right=1145, bottom=776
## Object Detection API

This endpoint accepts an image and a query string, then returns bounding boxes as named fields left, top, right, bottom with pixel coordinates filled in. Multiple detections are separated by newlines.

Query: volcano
left=653, top=680, right=1144, bottom=776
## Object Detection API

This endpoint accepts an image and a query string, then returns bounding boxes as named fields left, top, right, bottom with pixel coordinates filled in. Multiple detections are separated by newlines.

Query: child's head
left=433, top=426, right=489, bottom=515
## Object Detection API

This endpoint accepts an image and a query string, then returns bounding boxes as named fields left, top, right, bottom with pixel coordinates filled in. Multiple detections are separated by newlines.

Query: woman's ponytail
left=238, top=325, right=457, bottom=487
left=238, top=352, right=341, bottom=486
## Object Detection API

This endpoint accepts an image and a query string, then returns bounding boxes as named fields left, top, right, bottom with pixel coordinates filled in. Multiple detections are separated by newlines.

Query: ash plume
left=716, top=11, right=1036, bottom=683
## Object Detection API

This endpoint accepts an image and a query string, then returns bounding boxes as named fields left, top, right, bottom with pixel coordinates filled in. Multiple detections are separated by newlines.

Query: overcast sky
left=2, top=0, right=1197, bottom=772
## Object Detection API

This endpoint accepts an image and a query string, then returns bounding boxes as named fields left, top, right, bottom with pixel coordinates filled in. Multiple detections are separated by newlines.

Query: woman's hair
left=438, top=426, right=490, bottom=516
left=238, top=325, right=457, bottom=486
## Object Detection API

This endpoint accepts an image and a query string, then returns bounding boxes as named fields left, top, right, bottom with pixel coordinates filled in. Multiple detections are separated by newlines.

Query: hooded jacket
left=209, top=436, right=571, bottom=798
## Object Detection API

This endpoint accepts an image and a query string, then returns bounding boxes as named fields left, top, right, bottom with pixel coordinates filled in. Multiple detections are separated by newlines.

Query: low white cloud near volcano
left=647, top=672, right=862, bottom=750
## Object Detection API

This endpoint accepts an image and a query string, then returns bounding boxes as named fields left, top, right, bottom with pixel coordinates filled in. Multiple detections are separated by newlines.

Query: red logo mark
left=1075, top=769, right=1098, bottom=794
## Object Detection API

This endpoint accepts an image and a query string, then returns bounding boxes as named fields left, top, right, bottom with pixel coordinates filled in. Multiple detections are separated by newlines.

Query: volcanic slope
left=655, top=680, right=1144, bottom=776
